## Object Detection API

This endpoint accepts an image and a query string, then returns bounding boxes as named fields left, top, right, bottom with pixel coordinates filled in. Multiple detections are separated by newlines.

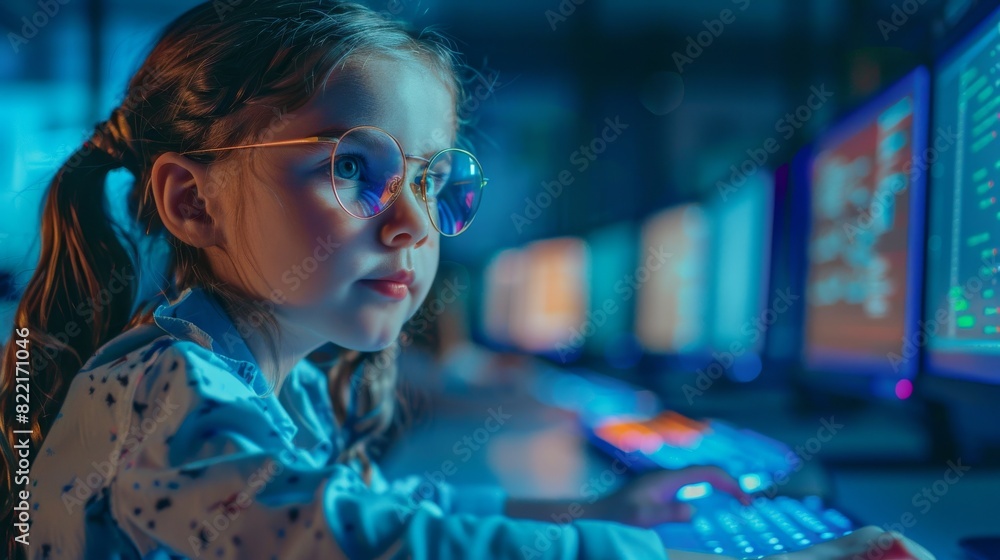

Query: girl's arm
left=108, top=340, right=669, bottom=560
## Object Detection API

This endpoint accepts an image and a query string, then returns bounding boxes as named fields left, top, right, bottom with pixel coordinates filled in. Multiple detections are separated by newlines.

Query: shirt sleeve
left=108, top=340, right=668, bottom=559
left=366, top=464, right=669, bottom=559
left=367, top=460, right=508, bottom=517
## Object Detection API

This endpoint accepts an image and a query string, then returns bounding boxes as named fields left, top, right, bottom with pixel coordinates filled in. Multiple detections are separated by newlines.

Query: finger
left=841, top=525, right=887, bottom=546
left=677, top=466, right=751, bottom=504
left=844, top=526, right=933, bottom=560
left=889, top=532, right=936, bottom=560
left=667, top=501, right=694, bottom=523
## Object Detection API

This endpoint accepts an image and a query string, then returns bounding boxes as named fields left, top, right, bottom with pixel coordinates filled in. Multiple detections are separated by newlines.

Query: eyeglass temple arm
left=181, top=139, right=489, bottom=185
left=179, top=136, right=338, bottom=155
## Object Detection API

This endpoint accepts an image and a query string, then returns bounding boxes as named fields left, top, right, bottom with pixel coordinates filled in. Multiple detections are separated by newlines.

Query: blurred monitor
left=508, top=237, right=589, bottom=356
left=705, top=169, right=774, bottom=380
left=799, top=66, right=930, bottom=396
left=635, top=203, right=710, bottom=355
left=915, top=2, right=1000, bottom=466
left=923, top=4, right=1000, bottom=388
left=481, top=248, right=524, bottom=348
left=582, top=221, right=641, bottom=368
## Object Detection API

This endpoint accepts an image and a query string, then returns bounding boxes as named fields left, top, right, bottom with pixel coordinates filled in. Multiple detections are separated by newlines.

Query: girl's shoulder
left=25, top=324, right=209, bottom=553
left=27, top=323, right=327, bottom=556
left=40, top=322, right=235, bottom=458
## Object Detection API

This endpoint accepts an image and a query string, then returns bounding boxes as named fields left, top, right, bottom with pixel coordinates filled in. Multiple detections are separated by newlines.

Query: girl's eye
left=425, top=172, right=448, bottom=196
left=333, top=155, right=363, bottom=181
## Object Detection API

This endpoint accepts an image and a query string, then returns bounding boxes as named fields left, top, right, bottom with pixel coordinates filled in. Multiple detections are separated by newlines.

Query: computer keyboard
left=585, top=412, right=796, bottom=492
left=529, top=367, right=800, bottom=492
left=654, top=492, right=857, bottom=557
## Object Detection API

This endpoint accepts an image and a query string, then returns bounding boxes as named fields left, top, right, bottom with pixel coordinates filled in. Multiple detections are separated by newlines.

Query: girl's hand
left=592, top=465, right=750, bottom=528
left=667, top=526, right=936, bottom=560
left=766, top=526, right=936, bottom=560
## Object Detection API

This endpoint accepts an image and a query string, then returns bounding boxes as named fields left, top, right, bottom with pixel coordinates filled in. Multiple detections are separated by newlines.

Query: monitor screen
left=583, top=222, right=640, bottom=365
left=706, top=170, right=774, bottom=366
left=481, top=248, right=524, bottom=347
left=509, top=237, right=588, bottom=355
left=635, top=204, right=710, bottom=354
left=802, top=66, right=929, bottom=380
left=924, top=8, right=1000, bottom=385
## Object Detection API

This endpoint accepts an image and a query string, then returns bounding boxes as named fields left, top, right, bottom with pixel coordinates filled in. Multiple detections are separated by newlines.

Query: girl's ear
left=150, top=152, right=224, bottom=248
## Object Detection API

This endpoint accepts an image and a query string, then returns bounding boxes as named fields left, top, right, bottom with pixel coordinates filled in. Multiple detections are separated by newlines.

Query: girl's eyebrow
left=306, top=127, right=350, bottom=138
left=304, top=126, right=450, bottom=158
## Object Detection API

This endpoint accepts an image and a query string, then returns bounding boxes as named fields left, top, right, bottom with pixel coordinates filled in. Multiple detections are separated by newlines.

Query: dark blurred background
left=4, top=0, right=1000, bottom=558
left=0, top=0, right=951, bottom=270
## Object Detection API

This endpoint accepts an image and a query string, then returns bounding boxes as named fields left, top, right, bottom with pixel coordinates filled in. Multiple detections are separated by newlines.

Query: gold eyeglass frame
left=179, top=125, right=488, bottom=236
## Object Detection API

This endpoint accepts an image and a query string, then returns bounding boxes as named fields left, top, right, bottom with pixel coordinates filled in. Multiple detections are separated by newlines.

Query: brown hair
left=0, top=1, right=478, bottom=556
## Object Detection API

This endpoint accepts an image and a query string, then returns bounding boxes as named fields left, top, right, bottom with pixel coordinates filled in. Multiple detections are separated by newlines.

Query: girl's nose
left=379, top=168, right=432, bottom=248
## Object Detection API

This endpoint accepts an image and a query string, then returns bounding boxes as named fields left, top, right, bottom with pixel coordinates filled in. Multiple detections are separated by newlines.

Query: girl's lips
left=359, top=279, right=409, bottom=300
left=370, top=269, right=415, bottom=285
left=358, top=269, right=414, bottom=300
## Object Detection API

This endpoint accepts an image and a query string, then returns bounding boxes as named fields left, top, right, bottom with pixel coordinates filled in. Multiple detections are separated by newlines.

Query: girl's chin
left=307, top=308, right=409, bottom=353
left=344, top=327, right=404, bottom=354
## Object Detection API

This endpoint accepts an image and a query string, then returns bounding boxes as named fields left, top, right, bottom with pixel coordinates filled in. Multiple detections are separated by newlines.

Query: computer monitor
left=582, top=221, right=641, bottom=368
left=923, top=4, right=1000, bottom=389
left=916, top=6, right=1000, bottom=465
left=799, top=66, right=930, bottom=396
left=508, top=237, right=589, bottom=358
left=635, top=203, right=710, bottom=356
left=481, top=248, right=524, bottom=349
left=705, top=170, right=774, bottom=381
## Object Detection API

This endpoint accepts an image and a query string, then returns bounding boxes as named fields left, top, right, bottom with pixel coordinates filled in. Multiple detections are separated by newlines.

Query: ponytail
left=327, top=346, right=400, bottom=486
left=0, top=3, right=476, bottom=554
left=0, top=109, right=145, bottom=559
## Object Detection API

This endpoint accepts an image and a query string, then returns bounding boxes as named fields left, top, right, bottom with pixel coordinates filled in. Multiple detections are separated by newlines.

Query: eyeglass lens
left=331, top=127, right=483, bottom=235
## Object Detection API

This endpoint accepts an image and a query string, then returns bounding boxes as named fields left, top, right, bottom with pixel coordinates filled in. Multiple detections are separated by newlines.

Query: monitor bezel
left=797, top=65, right=931, bottom=383
left=920, top=2, right=1000, bottom=388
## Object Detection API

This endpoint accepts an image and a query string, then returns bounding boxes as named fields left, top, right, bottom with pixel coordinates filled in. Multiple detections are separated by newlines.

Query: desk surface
left=380, top=382, right=997, bottom=560
left=830, top=468, right=997, bottom=559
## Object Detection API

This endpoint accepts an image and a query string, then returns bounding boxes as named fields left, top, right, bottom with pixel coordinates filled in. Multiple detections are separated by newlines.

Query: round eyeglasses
left=179, top=125, right=488, bottom=236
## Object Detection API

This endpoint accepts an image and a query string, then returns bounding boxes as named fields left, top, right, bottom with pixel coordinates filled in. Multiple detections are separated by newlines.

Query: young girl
left=0, top=1, right=937, bottom=559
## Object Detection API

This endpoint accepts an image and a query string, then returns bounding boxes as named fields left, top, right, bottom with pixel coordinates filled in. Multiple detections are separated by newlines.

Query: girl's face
left=213, top=55, right=454, bottom=353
